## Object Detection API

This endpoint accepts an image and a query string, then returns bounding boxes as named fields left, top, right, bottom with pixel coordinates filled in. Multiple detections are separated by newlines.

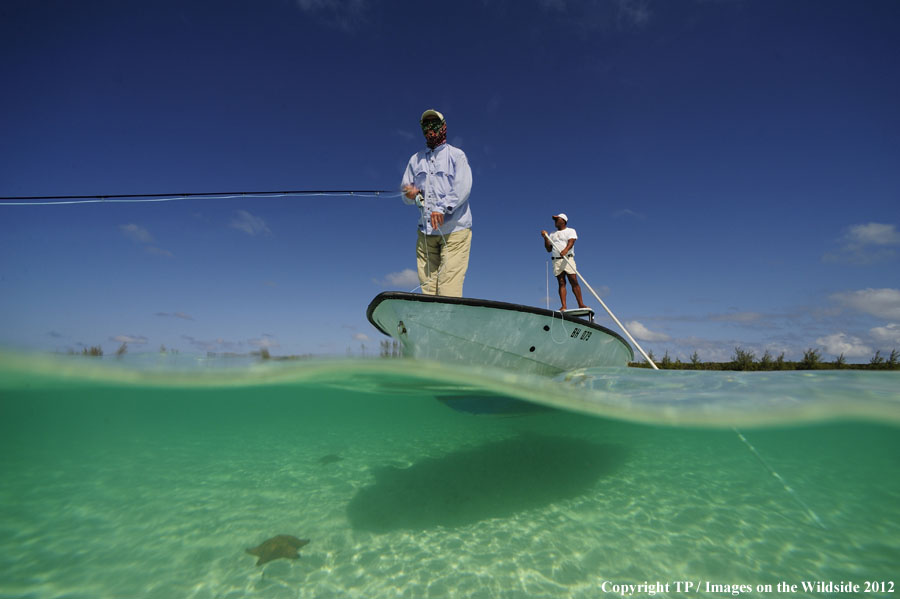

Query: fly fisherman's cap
left=552, top=213, right=568, bottom=223
left=420, top=109, right=445, bottom=123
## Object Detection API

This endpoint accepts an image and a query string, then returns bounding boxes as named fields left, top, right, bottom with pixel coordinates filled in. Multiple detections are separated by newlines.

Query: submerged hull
left=366, top=292, right=634, bottom=376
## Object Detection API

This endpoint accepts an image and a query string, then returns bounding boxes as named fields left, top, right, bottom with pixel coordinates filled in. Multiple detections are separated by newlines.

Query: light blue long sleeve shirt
left=401, top=143, right=472, bottom=235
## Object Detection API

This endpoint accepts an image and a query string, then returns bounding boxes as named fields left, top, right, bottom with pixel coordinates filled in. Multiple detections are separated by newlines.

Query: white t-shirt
left=548, top=227, right=577, bottom=257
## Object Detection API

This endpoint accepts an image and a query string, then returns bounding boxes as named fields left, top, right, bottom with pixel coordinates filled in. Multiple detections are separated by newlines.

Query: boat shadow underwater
left=345, top=433, right=627, bottom=533
left=435, top=393, right=554, bottom=415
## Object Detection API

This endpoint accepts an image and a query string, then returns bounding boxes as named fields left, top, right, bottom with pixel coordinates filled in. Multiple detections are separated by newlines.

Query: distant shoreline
left=630, top=347, right=899, bottom=371
left=628, top=362, right=899, bottom=371
left=56, top=344, right=900, bottom=371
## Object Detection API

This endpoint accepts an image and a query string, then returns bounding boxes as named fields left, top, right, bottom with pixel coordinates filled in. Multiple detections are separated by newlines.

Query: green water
left=0, top=353, right=898, bottom=598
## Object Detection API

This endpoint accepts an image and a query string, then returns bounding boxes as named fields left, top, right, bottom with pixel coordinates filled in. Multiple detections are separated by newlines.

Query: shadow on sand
left=346, top=433, right=626, bottom=532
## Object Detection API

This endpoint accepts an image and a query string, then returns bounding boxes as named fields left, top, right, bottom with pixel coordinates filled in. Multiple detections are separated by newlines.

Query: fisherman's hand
left=402, top=184, right=420, bottom=200
left=541, top=230, right=548, bottom=237
left=430, top=211, right=444, bottom=229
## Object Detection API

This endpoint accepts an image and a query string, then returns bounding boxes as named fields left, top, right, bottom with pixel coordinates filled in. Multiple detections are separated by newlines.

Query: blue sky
left=1, top=0, right=898, bottom=361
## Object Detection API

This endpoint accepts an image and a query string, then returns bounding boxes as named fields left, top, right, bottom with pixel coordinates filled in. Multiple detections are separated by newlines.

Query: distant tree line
left=66, top=345, right=104, bottom=356
left=62, top=341, right=897, bottom=370
left=66, top=342, right=129, bottom=357
left=66, top=344, right=312, bottom=360
left=630, top=347, right=900, bottom=371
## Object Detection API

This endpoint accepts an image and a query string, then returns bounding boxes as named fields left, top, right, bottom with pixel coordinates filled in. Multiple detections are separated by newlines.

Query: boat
left=366, top=292, right=634, bottom=376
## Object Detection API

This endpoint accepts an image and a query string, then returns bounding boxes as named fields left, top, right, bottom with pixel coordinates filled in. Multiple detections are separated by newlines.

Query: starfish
left=246, top=535, right=310, bottom=566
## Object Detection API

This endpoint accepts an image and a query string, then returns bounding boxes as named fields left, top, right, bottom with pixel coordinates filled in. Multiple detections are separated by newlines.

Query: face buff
left=422, top=119, right=447, bottom=149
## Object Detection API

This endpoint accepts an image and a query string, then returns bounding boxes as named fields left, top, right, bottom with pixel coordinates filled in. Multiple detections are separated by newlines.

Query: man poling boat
left=541, top=212, right=587, bottom=312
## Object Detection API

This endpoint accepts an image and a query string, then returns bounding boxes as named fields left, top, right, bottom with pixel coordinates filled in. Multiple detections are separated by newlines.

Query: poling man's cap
left=420, top=109, right=445, bottom=123
left=552, top=213, right=568, bottom=223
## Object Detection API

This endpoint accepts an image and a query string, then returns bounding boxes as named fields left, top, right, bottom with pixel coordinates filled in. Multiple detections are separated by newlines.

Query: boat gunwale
left=366, top=291, right=635, bottom=361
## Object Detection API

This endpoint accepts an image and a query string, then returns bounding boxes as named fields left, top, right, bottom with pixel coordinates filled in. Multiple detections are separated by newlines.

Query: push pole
left=543, top=232, right=659, bottom=370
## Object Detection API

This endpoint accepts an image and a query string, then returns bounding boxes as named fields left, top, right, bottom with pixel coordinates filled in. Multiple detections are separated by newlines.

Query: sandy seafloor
left=0, top=353, right=898, bottom=599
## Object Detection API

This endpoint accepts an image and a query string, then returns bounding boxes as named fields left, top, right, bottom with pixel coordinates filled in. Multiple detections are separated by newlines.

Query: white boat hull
left=367, top=292, right=634, bottom=376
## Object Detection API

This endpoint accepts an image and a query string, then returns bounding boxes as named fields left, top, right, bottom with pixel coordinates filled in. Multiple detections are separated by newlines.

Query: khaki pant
left=416, top=228, right=472, bottom=297
left=552, top=256, right=577, bottom=276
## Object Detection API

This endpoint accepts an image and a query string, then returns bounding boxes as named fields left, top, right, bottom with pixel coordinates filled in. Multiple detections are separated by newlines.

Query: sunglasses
left=421, top=119, right=444, bottom=133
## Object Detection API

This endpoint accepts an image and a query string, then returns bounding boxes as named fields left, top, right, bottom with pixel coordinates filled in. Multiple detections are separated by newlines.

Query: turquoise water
left=0, top=353, right=898, bottom=598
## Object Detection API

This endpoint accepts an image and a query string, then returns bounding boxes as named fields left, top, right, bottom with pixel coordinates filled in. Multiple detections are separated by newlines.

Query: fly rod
left=0, top=189, right=394, bottom=201
left=733, top=428, right=827, bottom=530
left=0, top=189, right=398, bottom=206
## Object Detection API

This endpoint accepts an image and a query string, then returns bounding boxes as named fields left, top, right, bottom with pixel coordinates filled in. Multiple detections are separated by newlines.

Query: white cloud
left=815, top=333, right=872, bottom=358
left=111, top=334, right=148, bottom=345
left=625, top=320, right=670, bottom=342
left=230, top=210, right=272, bottom=236
left=377, top=268, right=420, bottom=289
left=825, top=222, right=899, bottom=264
left=353, top=333, right=370, bottom=342
left=870, top=323, right=900, bottom=345
left=120, top=223, right=175, bottom=257
left=832, top=288, right=900, bottom=320
left=847, top=222, right=900, bottom=246
left=119, top=224, right=154, bottom=243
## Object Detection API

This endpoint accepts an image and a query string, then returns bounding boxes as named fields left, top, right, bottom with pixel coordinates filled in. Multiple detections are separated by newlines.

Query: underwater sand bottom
left=1, top=410, right=897, bottom=599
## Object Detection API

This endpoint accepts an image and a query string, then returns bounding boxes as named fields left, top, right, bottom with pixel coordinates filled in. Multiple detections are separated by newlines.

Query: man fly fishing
left=400, top=109, right=473, bottom=297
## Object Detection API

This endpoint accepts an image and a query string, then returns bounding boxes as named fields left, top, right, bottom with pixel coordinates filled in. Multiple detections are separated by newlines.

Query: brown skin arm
left=541, top=230, right=575, bottom=255
left=559, top=238, right=576, bottom=256
left=541, top=230, right=553, bottom=252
